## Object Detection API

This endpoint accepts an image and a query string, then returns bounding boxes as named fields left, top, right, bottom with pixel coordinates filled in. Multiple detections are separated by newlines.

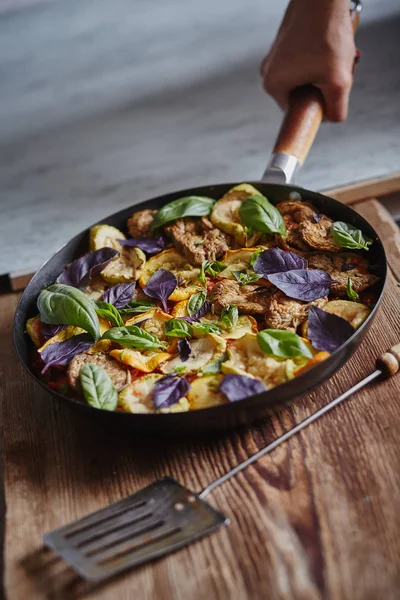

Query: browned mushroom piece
left=164, top=217, right=230, bottom=266
left=209, top=279, right=273, bottom=314
left=127, top=209, right=158, bottom=238
left=265, top=291, right=328, bottom=332
left=305, top=252, right=379, bottom=295
left=275, top=200, right=317, bottom=251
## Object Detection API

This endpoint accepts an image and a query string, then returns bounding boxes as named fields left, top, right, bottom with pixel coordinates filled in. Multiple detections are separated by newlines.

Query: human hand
left=260, top=0, right=357, bottom=122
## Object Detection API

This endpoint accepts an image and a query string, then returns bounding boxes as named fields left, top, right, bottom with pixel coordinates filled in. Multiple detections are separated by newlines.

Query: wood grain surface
left=1, top=196, right=400, bottom=600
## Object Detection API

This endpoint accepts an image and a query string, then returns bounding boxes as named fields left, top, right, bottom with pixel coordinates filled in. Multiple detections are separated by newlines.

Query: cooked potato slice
left=210, top=184, right=262, bottom=247
left=110, top=348, right=173, bottom=373
left=89, top=224, right=126, bottom=252
left=187, top=375, right=228, bottom=410
left=222, top=333, right=302, bottom=389
left=161, top=334, right=226, bottom=375
left=139, top=248, right=201, bottom=301
left=324, top=300, right=371, bottom=329
left=101, top=247, right=146, bottom=284
left=26, top=315, right=42, bottom=347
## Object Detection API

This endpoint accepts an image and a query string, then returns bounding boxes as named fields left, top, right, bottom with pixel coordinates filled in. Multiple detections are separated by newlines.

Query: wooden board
left=1, top=193, right=400, bottom=600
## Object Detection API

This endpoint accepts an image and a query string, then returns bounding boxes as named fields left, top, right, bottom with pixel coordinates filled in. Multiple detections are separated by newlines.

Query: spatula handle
left=261, top=0, right=362, bottom=185
left=199, top=341, right=399, bottom=499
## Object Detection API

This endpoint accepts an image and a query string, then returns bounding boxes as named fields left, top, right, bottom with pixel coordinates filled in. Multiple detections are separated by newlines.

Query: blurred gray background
left=0, top=0, right=399, bottom=275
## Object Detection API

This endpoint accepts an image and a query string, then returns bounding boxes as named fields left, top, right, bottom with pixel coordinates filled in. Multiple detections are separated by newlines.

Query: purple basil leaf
left=41, top=323, right=66, bottom=341
left=253, top=248, right=307, bottom=276
left=177, top=338, right=192, bottom=362
left=313, top=212, right=323, bottom=223
left=267, top=269, right=333, bottom=301
left=308, top=306, right=354, bottom=353
left=40, top=333, right=93, bottom=374
left=220, top=374, right=266, bottom=402
left=152, top=374, right=191, bottom=409
left=181, top=301, right=212, bottom=323
left=143, top=269, right=177, bottom=312
left=57, top=248, right=118, bottom=288
left=118, top=236, right=165, bottom=255
left=102, top=282, right=135, bottom=308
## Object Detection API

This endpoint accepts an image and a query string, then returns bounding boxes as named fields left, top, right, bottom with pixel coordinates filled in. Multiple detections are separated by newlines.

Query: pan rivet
left=188, top=495, right=195, bottom=503
left=174, top=502, right=185, bottom=511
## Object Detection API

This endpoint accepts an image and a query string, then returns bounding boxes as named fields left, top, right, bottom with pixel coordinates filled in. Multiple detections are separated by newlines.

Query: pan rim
left=13, top=180, right=388, bottom=421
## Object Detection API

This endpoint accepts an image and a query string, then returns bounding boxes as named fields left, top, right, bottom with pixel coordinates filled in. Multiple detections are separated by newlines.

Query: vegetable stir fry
left=26, top=184, right=380, bottom=413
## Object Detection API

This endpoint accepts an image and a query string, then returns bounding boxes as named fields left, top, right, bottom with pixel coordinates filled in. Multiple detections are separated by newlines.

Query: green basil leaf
left=232, top=270, right=262, bottom=286
left=220, top=304, right=239, bottom=331
left=191, top=322, right=222, bottom=336
left=119, top=300, right=156, bottom=315
left=165, top=319, right=193, bottom=338
left=96, top=301, right=124, bottom=327
left=249, top=247, right=263, bottom=267
left=331, top=221, right=372, bottom=250
left=80, top=363, right=118, bottom=411
left=102, top=325, right=166, bottom=349
left=200, top=352, right=228, bottom=376
left=346, top=278, right=360, bottom=301
left=239, top=195, right=286, bottom=235
left=257, top=329, right=313, bottom=359
left=187, top=290, right=207, bottom=316
left=37, top=283, right=100, bottom=340
left=199, top=260, right=226, bottom=284
left=150, top=196, right=215, bottom=231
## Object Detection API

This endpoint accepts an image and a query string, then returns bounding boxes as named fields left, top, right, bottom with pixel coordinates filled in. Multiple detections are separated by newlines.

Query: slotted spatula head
left=44, top=477, right=228, bottom=582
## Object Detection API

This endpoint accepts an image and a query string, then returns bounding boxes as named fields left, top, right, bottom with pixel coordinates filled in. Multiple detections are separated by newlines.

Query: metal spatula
left=44, top=344, right=400, bottom=582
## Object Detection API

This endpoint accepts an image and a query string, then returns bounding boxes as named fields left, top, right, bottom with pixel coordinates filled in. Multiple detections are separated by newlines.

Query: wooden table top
left=1, top=191, right=400, bottom=600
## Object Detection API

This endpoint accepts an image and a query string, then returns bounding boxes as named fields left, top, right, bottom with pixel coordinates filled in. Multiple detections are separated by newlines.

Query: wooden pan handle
left=376, top=344, right=400, bottom=378
left=263, top=2, right=362, bottom=183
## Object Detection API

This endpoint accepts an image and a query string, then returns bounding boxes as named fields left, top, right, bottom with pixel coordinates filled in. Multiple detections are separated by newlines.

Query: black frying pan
left=14, top=2, right=385, bottom=435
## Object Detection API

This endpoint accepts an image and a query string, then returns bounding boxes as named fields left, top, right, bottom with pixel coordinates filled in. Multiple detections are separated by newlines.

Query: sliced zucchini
left=187, top=375, right=228, bottom=410
left=124, top=308, right=173, bottom=347
left=89, top=224, right=126, bottom=252
left=210, top=184, right=262, bottom=247
left=110, top=347, right=173, bottom=373
left=221, top=333, right=295, bottom=389
left=83, top=276, right=106, bottom=301
left=158, top=398, right=190, bottom=414
left=138, top=248, right=201, bottom=301
left=221, top=315, right=258, bottom=339
left=324, top=300, right=370, bottom=329
left=118, top=372, right=190, bottom=414
left=118, top=373, right=162, bottom=413
left=26, top=315, right=42, bottom=347
left=100, top=247, right=146, bottom=284
left=161, top=334, right=226, bottom=375
left=219, top=248, right=265, bottom=278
